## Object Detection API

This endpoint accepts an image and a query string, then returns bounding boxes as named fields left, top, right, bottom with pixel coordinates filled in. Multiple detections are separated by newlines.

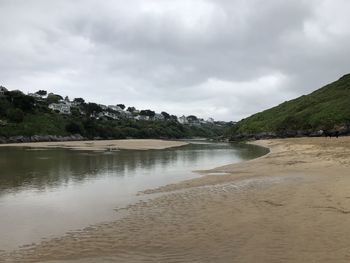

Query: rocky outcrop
left=0, top=134, right=85, bottom=144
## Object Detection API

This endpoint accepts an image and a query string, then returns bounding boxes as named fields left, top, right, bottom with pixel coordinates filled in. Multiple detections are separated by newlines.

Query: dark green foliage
left=126, top=106, right=136, bottom=112
left=6, top=108, right=24, bottom=123
left=187, top=115, right=198, bottom=122
left=84, top=103, right=103, bottom=116
left=73, top=98, right=85, bottom=104
left=161, top=111, right=170, bottom=119
left=117, top=104, right=125, bottom=110
left=231, top=74, right=350, bottom=135
left=65, top=122, right=84, bottom=134
left=140, top=110, right=155, bottom=117
left=36, top=90, right=47, bottom=96
left=7, top=91, right=35, bottom=111
left=0, top=89, right=227, bottom=139
left=47, top=94, right=63, bottom=104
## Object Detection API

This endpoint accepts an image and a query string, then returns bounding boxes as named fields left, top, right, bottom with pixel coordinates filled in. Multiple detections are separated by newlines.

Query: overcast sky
left=1, top=0, right=350, bottom=121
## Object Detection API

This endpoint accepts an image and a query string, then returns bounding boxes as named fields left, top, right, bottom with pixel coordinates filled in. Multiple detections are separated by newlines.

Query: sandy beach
left=3, top=137, right=350, bottom=262
left=0, top=139, right=188, bottom=151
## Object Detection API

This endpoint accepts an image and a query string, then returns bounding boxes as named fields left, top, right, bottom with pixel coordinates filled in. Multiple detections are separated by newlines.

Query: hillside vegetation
left=231, top=74, right=350, bottom=137
left=0, top=89, right=229, bottom=140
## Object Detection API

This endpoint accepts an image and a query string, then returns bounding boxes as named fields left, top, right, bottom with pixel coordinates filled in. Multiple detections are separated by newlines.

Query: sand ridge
left=3, top=137, right=350, bottom=262
left=0, top=139, right=188, bottom=151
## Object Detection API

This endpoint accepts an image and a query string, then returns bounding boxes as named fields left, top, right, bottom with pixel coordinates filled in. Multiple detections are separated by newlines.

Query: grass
left=232, top=73, right=350, bottom=135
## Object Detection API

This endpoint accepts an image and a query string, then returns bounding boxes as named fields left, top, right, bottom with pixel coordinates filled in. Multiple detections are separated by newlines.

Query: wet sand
left=3, top=137, right=350, bottom=262
left=0, top=139, right=188, bottom=151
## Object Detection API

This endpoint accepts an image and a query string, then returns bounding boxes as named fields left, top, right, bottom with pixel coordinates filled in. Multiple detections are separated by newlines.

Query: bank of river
left=0, top=140, right=267, bottom=252
left=5, top=137, right=350, bottom=263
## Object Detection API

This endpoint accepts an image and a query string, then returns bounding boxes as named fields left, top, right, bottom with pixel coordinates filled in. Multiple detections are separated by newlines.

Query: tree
left=73, top=98, right=85, bottom=104
left=161, top=111, right=170, bottom=120
left=170, top=115, right=178, bottom=122
left=65, top=122, right=84, bottom=134
left=187, top=115, right=198, bottom=122
left=117, top=104, right=125, bottom=110
left=140, top=110, right=155, bottom=117
left=6, top=108, right=24, bottom=123
left=85, top=103, right=103, bottom=116
left=7, top=91, right=35, bottom=111
left=127, top=106, right=136, bottom=112
left=47, top=93, right=63, bottom=104
left=35, top=90, right=47, bottom=96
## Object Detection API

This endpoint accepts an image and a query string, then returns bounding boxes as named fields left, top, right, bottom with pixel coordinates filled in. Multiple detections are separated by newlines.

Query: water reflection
left=0, top=142, right=267, bottom=194
left=0, top=142, right=268, bottom=250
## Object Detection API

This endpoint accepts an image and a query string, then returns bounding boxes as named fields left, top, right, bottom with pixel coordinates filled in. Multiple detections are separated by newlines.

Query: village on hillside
left=0, top=86, right=218, bottom=126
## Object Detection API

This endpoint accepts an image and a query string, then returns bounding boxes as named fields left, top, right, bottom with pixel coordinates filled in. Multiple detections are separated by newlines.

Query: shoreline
left=3, top=137, right=350, bottom=262
left=0, top=139, right=189, bottom=151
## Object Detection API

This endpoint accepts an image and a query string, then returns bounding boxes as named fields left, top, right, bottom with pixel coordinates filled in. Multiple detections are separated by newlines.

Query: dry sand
left=0, top=139, right=188, bottom=151
left=3, top=137, right=350, bottom=262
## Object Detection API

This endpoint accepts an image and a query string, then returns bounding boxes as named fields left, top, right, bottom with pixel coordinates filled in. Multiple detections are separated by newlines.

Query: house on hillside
left=98, top=104, right=108, bottom=111
left=108, top=105, right=123, bottom=112
left=0, top=86, right=8, bottom=96
left=123, top=111, right=133, bottom=119
left=178, top=115, right=188, bottom=124
left=97, top=111, right=119, bottom=120
left=154, top=113, right=165, bottom=121
left=49, top=103, right=71, bottom=115
left=206, top=117, right=215, bottom=124
left=135, top=115, right=150, bottom=121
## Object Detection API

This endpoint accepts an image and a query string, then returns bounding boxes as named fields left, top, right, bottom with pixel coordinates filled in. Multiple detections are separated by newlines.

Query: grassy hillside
left=0, top=90, right=228, bottom=140
left=232, top=74, right=350, bottom=135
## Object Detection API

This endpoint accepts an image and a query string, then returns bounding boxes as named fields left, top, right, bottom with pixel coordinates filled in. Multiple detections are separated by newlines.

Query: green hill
left=0, top=89, right=229, bottom=142
left=230, top=74, right=350, bottom=139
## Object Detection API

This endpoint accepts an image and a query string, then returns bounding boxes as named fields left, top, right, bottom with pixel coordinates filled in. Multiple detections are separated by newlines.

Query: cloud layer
left=1, top=0, right=350, bottom=120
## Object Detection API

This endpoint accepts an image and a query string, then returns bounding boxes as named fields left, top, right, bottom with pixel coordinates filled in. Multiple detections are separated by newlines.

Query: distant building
left=123, top=111, right=133, bottom=119
left=154, top=113, right=165, bottom=121
left=98, top=104, right=108, bottom=111
left=49, top=103, right=71, bottom=115
left=0, top=86, right=8, bottom=97
left=97, top=111, right=119, bottom=120
left=108, top=105, right=123, bottom=112
left=178, top=115, right=188, bottom=124
left=206, top=117, right=215, bottom=123
left=135, top=115, right=150, bottom=121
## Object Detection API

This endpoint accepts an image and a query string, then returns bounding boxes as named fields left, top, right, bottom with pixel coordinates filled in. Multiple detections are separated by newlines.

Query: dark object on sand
left=324, top=130, right=339, bottom=138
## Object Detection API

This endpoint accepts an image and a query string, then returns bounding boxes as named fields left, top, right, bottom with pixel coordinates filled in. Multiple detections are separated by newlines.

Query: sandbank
left=3, top=137, right=350, bottom=262
left=0, top=139, right=188, bottom=151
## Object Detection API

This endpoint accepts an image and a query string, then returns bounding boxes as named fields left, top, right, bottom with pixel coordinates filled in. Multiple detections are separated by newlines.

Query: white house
left=206, top=117, right=215, bottom=124
left=49, top=103, right=71, bottom=115
left=108, top=105, right=123, bottom=112
left=178, top=115, right=188, bottom=124
left=0, top=86, right=8, bottom=96
left=97, top=111, right=119, bottom=120
left=98, top=104, right=108, bottom=111
left=135, top=115, right=150, bottom=121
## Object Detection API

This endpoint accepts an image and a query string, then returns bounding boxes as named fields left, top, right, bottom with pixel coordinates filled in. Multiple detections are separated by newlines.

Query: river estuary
left=0, top=141, right=268, bottom=251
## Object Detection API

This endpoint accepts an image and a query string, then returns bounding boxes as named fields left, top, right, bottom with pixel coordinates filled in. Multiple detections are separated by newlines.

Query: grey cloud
left=1, top=0, right=350, bottom=120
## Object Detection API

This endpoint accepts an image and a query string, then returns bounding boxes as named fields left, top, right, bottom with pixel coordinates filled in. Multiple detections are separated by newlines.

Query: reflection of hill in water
left=0, top=143, right=268, bottom=193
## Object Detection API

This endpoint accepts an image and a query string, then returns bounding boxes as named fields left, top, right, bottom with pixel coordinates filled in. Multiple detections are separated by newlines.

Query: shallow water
left=0, top=141, right=267, bottom=250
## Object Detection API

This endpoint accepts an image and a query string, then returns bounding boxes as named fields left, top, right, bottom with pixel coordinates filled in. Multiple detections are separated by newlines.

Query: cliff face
left=230, top=74, right=350, bottom=140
